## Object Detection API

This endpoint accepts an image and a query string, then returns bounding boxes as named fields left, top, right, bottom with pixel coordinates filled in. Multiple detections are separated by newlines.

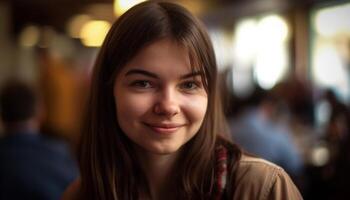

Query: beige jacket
left=232, top=155, right=303, bottom=200
left=62, top=156, right=303, bottom=200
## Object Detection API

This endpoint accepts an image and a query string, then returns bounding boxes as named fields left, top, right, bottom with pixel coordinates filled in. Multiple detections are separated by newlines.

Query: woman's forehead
left=120, top=39, right=202, bottom=75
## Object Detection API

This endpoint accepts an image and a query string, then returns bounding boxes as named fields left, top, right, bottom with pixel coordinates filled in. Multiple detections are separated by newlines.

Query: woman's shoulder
left=231, top=155, right=303, bottom=199
left=234, top=155, right=285, bottom=184
left=61, top=178, right=81, bottom=200
left=236, top=154, right=282, bottom=175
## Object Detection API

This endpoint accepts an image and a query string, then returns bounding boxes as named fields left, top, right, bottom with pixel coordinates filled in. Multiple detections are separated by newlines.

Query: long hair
left=78, top=1, right=241, bottom=199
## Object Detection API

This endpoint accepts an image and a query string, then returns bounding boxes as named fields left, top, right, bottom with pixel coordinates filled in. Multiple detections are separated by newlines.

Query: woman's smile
left=143, top=122, right=186, bottom=135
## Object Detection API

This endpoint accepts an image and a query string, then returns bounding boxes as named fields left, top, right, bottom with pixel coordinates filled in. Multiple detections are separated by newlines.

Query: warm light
left=80, top=20, right=111, bottom=47
left=257, top=15, right=289, bottom=45
left=254, top=15, right=289, bottom=89
left=232, top=15, right=289, bottom=90
left=210, top=30, right=232, bottom=71
left=254, top=46, right=288, bottom=90
left=314, top=3, right=350, bottom=37
left=113, top=0, right=146, bottom=16
left=311, top=145, right=330, bottom=166
left=312, top=45, right=346, bottom=87
left=19, top=25, right=40, bottom=47
left=67, top=14, right=91, bottom=39
left=233, top=19, right=258, bottom=67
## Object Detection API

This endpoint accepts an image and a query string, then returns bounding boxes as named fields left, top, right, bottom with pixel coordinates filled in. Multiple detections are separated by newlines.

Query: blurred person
left=62, top=2, right=301, bottom=199
left=273, top=76, right=315, bottom=126
left=0, top=80, right=78, bottom=200
left=305, top=89, right=350, bottom=200
left=332, top=115, right=350, bottom=200
left=323, top=89, right=349, bottom=145
left=229, top=89, right=304, bottom=178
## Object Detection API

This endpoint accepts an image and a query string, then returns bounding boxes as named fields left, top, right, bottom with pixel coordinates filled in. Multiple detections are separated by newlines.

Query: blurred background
left=0, top=0, right=349, bottom=199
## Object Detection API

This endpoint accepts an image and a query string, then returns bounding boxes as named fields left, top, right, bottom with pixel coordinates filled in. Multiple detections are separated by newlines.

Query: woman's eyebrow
left=125, top=69, right=158, bottom=79
left=180, top=71, right=202, bottom=79
left=124, top=68, right=202, bottom=79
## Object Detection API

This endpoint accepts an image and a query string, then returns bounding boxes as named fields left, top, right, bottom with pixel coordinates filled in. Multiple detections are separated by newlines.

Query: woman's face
left=114, top=39, right=208, bottom=156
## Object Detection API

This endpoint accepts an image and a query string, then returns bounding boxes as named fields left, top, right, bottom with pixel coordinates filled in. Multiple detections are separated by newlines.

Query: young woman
left=62, top=1, right=302, bottom=199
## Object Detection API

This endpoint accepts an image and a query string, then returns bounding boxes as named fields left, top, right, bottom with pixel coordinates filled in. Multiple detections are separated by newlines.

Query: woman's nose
left=153, top=89, right=180, bottom=117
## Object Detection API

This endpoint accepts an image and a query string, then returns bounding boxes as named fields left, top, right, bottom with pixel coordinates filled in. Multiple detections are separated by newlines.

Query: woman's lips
left=144, top=123, right=184, bottom=134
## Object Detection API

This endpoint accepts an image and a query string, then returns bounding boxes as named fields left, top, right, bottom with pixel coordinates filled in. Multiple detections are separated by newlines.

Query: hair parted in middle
left=78, top=1, right=241, bottom=199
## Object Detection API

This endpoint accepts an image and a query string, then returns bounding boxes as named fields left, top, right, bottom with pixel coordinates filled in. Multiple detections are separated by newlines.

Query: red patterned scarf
left=215, top=145, right=228, bottom=199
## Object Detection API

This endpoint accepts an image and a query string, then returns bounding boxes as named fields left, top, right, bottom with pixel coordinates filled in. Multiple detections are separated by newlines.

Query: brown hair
left=78, top=1, right=241, bottom=199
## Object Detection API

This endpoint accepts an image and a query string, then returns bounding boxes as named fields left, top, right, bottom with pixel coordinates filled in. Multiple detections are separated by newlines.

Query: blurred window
left=311, top=2, right=350, bottom=105
left=209, top=29, right=233, bottom=71
left=232, top=14, right=290, bottom=96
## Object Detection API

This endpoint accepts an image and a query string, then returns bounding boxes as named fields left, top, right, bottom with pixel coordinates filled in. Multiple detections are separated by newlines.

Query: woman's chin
left=137, top=143, right=183, bottom=156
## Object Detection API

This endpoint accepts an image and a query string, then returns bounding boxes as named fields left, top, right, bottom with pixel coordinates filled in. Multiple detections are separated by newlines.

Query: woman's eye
left=180, top=81, right=199, bottom=90
left=131, top=80, right=152, bottom=88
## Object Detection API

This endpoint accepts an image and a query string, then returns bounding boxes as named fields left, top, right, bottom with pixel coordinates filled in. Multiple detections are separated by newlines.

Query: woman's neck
left=137, top=150, right=179, bottom=200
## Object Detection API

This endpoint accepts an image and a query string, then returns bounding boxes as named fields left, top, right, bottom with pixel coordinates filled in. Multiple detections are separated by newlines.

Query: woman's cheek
left=118, top=93, right=153, bottom=116
left=181, top=94, right=208, bottom=121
